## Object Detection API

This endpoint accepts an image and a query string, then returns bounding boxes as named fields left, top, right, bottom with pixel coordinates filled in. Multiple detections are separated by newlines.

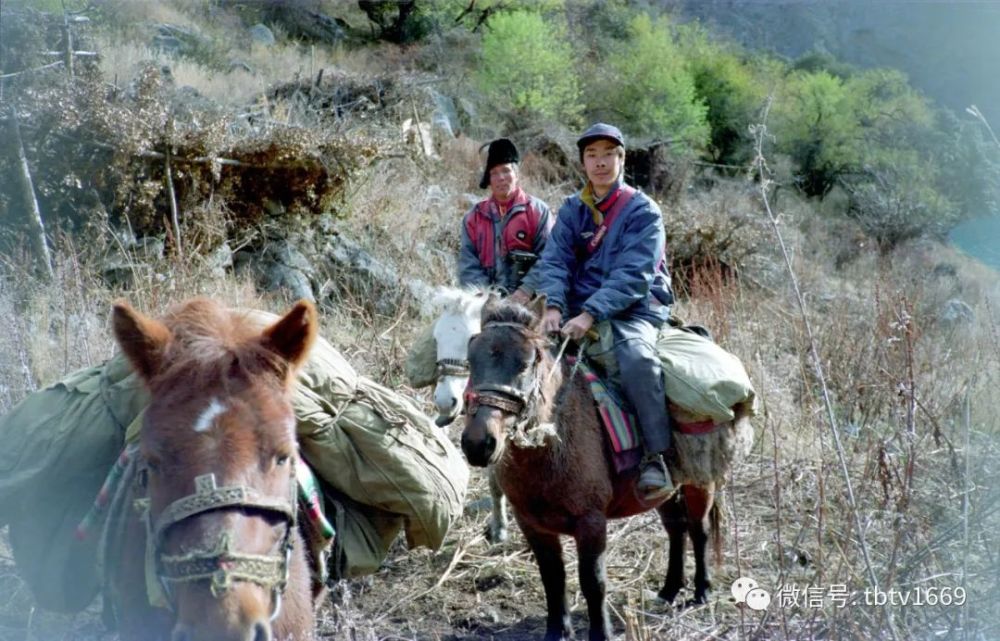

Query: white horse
left=430, top=286, right=509, bottom=542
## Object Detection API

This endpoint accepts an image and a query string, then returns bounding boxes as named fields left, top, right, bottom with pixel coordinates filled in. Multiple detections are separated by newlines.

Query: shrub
left=475, top=10, right=581, bottom=126
left=840, top=149, right=958, bottom=248
left=596, top=14, right=708, bottom=150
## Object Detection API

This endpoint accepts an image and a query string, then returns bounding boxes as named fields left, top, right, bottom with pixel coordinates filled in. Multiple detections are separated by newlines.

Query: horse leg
left=683, top=483, right=716, bottom=605
left=574, top=512, right=611, bottom=641
left=486, top=464, right=509, bottom=543
left=655, top=492, right=687, bottom=604
left=521, top=526, right=573, bottom=641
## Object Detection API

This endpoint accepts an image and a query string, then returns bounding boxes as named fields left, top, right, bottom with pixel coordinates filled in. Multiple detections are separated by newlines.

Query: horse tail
left=709, top=492, right=723, bottom=568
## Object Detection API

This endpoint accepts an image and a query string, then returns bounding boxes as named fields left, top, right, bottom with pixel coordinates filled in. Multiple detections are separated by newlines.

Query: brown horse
left=109, top=297, right=320, bottom=641
left=461, top=296, right=751, bottom=641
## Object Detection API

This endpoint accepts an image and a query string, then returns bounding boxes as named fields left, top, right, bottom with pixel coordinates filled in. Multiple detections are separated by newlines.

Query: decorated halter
left=136, top=467, right=297, bottom=620
left=466, top=321, right=546, bottom=437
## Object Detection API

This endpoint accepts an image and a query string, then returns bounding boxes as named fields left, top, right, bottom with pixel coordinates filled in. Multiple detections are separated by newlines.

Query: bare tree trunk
left=62, top=12, right=74, bottom=77
left=9, top=107, right=55, bottom=280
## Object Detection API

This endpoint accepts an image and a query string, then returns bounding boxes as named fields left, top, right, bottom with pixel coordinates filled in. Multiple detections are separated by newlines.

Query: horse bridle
left=136, top=467, right=297, bottom=620
left=435, top=357, right=470, bottom=379
left=465, top=321, right=544, bottom=432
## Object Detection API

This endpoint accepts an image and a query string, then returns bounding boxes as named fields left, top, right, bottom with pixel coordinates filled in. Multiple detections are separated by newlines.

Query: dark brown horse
left=461, top=296, right=751, bottom=641
left=110, top=297, right=320, bottom=641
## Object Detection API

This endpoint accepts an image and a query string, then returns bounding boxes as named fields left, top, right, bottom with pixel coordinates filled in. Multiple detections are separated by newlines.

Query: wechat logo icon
left=731, top=577, right=771, bottom=611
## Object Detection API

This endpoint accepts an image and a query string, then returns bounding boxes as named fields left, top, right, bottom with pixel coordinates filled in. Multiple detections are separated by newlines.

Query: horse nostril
left=449, top=397, right=458, bottom=410
left=250, top=621, right=272, bottom=641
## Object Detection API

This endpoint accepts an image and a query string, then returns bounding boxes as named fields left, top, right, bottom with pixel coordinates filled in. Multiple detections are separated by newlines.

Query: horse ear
left=112, top=300, right=172, bottom=382
left=480, top=291, right=501, bottom=323
left=529, top=294, right=548, bottom=329
left=261, top=299, right=318, bottom=375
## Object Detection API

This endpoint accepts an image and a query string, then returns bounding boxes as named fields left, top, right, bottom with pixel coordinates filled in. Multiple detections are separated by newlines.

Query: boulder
left=249, top=23, right=275, bottom=47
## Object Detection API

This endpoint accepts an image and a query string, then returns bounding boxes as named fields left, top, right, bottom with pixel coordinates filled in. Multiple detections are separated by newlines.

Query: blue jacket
left=534, top=183, right=673, bottom=325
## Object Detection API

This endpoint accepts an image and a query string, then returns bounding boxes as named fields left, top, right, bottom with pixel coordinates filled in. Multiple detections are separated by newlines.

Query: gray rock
left=229, top=60, right=254, bottom=74
left=429, top=90, right=458, bottom=139
left=249, top=23, right=275, bottom=47
left=205, top=241, right=233, bottom=278
left=234, top=239, right=315, bottom=302
left=262, top=5, right=345, bottom=45
left=941, top=298, right=975, bottom=325
left=264, top=263, right=314, bottom=302
left=321, top=234, right=435, bottom=317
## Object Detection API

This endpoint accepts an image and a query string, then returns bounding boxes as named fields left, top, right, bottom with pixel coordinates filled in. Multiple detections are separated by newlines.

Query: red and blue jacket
left=458, top=187, right=553, bottom=293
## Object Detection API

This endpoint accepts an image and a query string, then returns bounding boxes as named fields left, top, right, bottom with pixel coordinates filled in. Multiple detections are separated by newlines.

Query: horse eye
left=275, top=454, right=290, bottom=466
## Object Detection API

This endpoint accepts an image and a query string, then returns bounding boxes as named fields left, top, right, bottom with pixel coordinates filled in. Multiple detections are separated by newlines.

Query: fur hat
left=479, top=138, right=519, bottom=189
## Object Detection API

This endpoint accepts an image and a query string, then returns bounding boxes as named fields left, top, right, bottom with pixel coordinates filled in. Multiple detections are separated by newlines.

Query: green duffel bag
left=0, top=356, right=145, bottom=612
left=297, top=376, right=468, bottom=552
left=656, top=326, right=759, bottom=423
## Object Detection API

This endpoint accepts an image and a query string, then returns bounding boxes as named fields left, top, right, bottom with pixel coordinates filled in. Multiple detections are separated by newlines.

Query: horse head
left=112, top=297, right=317, bottom=641
left=431, top=287, right=488, bottom=426
left=461, top=294, right=554, bottom=467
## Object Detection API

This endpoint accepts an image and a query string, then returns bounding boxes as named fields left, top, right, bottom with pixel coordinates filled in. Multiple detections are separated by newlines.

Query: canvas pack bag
left=655, top=326, right=759, bottom=423
left=584, top=321, right=758, bottom=423
left=404, top=322, right=439, bottom=389
left=0, top=356, right=147, bottom=612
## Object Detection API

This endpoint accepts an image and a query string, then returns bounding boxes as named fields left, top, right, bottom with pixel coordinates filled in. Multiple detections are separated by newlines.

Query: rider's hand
left=509, top=288, right=531, bottom=305
left=561, top=311, right=595, bottom=341
left=542, top=308, right=563, bottom=334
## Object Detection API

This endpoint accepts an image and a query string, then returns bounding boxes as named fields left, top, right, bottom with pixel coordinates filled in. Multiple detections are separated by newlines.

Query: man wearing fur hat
left=534, top=123, right=676, bottom=500
left=459, top=138, right=552, bottom=303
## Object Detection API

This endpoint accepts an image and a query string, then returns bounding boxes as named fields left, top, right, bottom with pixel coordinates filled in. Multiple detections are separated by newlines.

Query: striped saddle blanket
left=570, top=358, right=642, bottom=473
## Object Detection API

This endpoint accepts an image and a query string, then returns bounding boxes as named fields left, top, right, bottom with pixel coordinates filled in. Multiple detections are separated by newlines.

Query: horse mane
left=433, top=286, right=489, bottom=316
left=151, top=297, right=287, bottom=392
left=481, top=299, right=539, bottom=334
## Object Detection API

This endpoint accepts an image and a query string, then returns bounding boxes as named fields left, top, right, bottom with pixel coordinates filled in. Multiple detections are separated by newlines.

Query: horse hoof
left=657, top=586, right=682, bottom=605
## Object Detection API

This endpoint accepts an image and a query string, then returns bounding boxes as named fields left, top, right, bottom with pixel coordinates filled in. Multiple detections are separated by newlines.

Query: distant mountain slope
left=665, top=0, right=1000, bottom=124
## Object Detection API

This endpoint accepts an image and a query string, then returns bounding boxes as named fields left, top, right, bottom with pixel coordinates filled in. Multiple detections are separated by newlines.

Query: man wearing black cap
left=459, top=138, right=552, bottom=302
left=533, top=123, right=676, bottom=500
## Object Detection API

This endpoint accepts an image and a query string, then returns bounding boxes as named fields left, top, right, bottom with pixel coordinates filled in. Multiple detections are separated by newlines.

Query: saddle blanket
left=572, top=358, right=722, bottom=473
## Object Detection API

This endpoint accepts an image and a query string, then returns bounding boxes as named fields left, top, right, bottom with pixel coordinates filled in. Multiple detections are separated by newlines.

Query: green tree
left=677, top=24, right=768, bottom=165
left=475, top=11, right=581, bottom=126
left=773, top=70, right=861, bottom=196
left=597, top=14, right=709, bottom=150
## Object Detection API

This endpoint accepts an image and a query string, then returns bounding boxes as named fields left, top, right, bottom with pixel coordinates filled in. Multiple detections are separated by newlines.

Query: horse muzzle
left=461, top=407, right=503, bottom=467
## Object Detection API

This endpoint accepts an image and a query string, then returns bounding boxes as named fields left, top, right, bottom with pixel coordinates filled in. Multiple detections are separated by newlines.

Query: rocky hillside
left=0, top=2, right=998, bottom=640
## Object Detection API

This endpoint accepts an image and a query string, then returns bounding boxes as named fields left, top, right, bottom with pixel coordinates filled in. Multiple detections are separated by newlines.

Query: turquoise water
left=950, top=215, right=1000, bottom=272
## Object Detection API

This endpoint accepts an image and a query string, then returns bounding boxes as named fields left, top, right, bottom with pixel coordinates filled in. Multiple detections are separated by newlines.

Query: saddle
left=571, top=340, right=727, bottom=474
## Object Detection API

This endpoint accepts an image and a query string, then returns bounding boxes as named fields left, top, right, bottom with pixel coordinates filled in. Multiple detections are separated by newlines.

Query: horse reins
left=136, top=467, right=297, bottom=621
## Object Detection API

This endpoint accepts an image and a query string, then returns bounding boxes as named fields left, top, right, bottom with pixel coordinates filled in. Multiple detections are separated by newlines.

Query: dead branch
left=8, top=107, right=55, bottom=280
